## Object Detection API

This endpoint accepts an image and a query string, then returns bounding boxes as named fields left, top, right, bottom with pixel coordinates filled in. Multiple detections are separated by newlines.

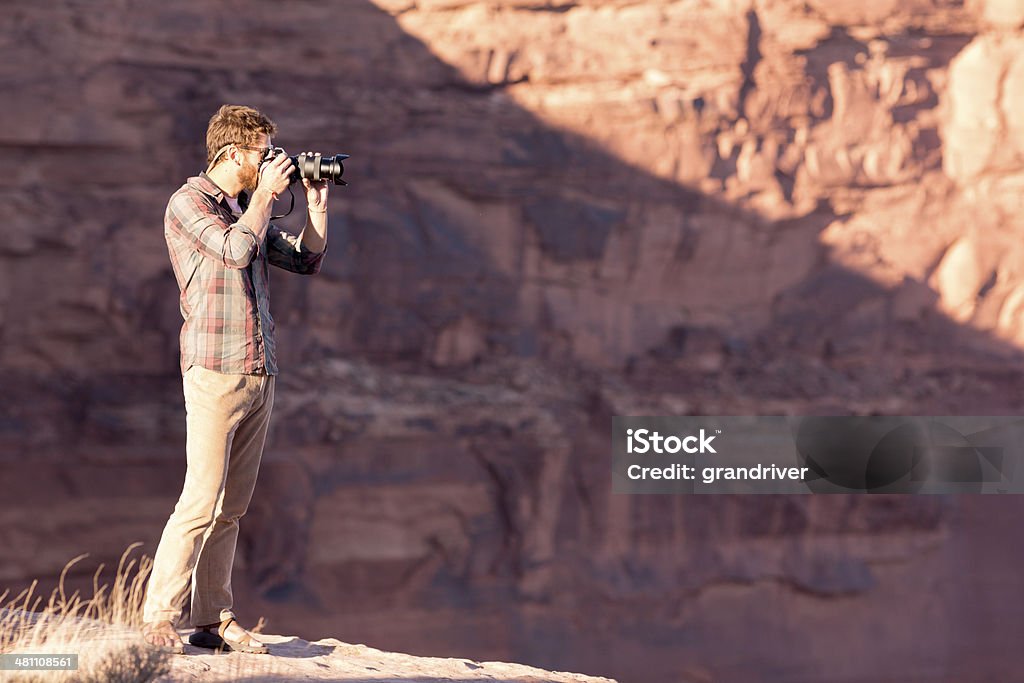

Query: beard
left=239, top=160, right=260, bottom=194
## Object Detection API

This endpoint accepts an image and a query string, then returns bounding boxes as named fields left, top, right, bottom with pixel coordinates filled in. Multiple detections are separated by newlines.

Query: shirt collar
left=189, top=171, right=229, bottom=203
left=188, top=172, right=251, bottom=210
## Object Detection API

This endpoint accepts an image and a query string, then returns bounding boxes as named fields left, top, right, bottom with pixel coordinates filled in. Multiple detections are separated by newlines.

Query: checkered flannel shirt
left=164, top=172, right=326, bottom=376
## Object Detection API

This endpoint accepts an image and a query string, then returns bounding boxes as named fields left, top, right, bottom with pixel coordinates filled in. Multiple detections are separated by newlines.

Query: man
left=141, top=104, right=329, bottom=654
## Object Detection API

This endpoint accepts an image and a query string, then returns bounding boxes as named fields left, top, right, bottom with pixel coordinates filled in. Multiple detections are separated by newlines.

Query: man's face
left=237, top=133, right=271, bottom=193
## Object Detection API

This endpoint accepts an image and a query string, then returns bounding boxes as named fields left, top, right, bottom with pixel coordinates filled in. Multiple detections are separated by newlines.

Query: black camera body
left=263, top=147, right=350, bottom=186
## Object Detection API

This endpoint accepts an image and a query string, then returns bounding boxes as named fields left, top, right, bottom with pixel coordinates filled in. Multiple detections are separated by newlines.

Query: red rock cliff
left=2, top=1, right=1024, bottom=681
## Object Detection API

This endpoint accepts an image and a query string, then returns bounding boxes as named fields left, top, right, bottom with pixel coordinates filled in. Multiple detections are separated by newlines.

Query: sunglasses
left=236, top=144, right=286, bottom=163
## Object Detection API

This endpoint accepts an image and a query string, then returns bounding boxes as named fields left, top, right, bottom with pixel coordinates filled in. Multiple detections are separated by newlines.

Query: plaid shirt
left=164, top=172, right=326, bottom=376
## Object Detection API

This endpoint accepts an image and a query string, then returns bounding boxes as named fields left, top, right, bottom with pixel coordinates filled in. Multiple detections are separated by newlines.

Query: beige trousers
left=143, top=365, right=275, bottom=626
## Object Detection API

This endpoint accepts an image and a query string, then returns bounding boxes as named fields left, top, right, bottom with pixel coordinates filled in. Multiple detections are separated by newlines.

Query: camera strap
left=205, top=144, right=233, bottom=174
left=271, top=187, right=295, bottom=220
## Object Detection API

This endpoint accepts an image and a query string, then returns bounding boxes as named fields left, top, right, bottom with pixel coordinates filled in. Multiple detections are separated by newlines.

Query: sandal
left=188, top=616, right=269, bottom=654
left=141, top=620, right=185, bottom=655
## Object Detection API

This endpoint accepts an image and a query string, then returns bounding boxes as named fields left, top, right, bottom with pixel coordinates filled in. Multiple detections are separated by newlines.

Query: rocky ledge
left=159, top=630, right=618, bottom=683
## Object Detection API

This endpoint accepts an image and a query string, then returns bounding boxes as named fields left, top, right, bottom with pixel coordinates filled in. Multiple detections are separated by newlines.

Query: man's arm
left=298, top=171, right=329, bottom=255
left=165, top=191, right=264, bottom=269
left=266, top=221, right=326, bottom=275
left=165, top=154, right=293, bottom=268
left=240, top=153, right=297, bottom=247
left=265, top=173, right=330, bottom=274
left=298, top=206, right=327, bottom=254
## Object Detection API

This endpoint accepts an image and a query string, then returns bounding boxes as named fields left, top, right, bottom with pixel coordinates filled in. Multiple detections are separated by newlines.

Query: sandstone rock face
left=3, top=1, right=1024, bottom=682
left=973, top=0, right=1024, bottom=28
left=943, top=33, right=1024, bottom=183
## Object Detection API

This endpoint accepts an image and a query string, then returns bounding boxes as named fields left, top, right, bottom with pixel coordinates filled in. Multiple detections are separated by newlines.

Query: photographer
left=140, top=104, right=329, bottom=655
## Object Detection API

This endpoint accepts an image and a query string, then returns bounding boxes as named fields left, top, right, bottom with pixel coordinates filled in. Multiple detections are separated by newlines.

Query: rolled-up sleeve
left=266, top=223, right=326, bottom=275
left=165, top=191, right=260, bottom=269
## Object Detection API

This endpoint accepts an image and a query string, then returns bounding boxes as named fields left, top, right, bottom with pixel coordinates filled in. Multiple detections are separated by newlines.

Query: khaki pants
left=143, top=365, right=275, bottom=626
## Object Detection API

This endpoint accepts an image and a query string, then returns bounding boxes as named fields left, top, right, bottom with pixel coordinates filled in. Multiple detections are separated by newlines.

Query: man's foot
left=189, top=617, right=269, bottom=654
left=141, top=620, right=185, bottom=654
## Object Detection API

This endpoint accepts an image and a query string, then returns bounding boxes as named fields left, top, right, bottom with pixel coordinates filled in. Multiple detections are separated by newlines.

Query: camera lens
left=289, top=152, right=350, bottom=186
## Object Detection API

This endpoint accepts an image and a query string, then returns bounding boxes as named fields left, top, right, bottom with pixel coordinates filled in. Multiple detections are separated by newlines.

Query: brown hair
left=205, top=104, right=278, bottom=165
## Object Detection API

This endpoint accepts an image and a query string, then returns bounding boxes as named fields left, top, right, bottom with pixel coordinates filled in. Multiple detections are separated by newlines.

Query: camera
left=264, top=147, right=350, bottom=186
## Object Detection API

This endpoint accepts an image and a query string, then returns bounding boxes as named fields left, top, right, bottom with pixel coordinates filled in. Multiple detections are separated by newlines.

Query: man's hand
left=257, top=152, right=294, bottom=198
left=300, top=151, right=330, bottom=212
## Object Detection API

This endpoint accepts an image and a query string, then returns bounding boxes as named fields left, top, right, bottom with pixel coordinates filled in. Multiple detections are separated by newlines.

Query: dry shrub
left=0, top=543, right=170, bottom=682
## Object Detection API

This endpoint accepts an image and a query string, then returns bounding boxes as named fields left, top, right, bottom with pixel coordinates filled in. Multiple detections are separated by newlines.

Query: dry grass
left=0, top=543, right=171, bottom=682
